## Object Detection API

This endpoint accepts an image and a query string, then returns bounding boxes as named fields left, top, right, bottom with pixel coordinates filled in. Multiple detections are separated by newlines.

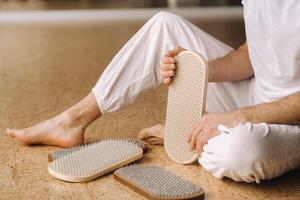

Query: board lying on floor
left=48, top=138, right=147, bottom=162
left=114, top=164, right=204, bottom=200
left=48, top=140, right=143, bottom=182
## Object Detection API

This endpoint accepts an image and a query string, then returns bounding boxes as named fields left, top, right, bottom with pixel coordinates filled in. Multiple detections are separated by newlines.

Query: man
left=7, top=1, right=300, bottom=183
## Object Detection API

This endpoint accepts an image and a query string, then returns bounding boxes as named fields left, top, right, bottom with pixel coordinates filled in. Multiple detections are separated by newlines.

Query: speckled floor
left=0, top=18, right=299, bottom=200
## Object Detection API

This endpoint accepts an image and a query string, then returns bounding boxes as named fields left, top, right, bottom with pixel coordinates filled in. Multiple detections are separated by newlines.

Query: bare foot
left=6, top=93, right=101, bottom=147
left=6, top=112, right=85, bottom=147
left=138, top=124, right=165, bottom=145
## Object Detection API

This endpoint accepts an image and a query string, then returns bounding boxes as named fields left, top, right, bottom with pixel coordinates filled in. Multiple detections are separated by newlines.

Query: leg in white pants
left=92, top=11, right=232, bottom=113
left=92, top=11, right=300, bottom=183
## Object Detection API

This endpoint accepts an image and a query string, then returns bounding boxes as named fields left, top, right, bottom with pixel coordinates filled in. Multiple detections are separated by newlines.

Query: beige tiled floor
left=0, top=19, right=299, bottom=200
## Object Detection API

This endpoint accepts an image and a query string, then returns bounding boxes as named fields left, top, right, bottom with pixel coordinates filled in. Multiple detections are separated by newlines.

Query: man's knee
left=152, top=11, right=180, bottom=24
left=200, top=123, right=270, bottom=183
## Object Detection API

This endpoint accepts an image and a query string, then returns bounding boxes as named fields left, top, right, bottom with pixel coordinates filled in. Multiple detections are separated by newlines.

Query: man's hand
left=186, top=91, right=300, bottom=153
left=187, top=112, right=238, bottom=153
left=160, top=46, right=185, bottom=84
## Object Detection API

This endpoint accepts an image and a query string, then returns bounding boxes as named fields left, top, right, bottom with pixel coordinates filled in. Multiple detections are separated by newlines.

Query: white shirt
left=243, top=0, right=300, bottom=102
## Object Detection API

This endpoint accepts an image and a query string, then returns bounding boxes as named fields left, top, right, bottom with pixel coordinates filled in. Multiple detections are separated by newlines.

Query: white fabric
left=243, top=0, right=300, bottom=103
left=92, top=11, right=230, bottom=113
left=92, top=11, right=300, bottom=183
left=200, top=122, right=300, bottom=183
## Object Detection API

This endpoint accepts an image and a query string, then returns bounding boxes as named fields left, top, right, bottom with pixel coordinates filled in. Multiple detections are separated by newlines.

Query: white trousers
left=92, top=11, right=300, bottom=183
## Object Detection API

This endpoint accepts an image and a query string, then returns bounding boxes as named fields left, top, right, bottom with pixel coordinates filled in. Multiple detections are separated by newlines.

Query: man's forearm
left=208, top=43, right=254, bottom=82
left=234, top=92, right=300, bottom=125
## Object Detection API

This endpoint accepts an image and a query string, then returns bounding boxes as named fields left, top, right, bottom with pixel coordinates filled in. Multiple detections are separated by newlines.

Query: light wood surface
left=0, top=19, right=299, bottom=200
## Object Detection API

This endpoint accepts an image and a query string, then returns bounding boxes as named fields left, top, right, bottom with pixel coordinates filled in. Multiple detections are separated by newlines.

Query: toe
left=138, top=128, right=153, bottom=140
left=138, top=129, right=149, bottom=140
left=7, top=128, right=30, bottom=144
left=151, top=124, right=165, bottom=139
left=6, top=128, right=16, bottom=138
left=147, top=137, right=164, bottom=145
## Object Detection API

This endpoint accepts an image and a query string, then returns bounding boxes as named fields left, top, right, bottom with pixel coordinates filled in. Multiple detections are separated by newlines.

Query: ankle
left=55, top=93, right=102, bottom=129
left=51, top=110, right=84, bottom=131
left=59, top=109, right=86, bottom=129
left=62, top=104, right=100, bottom=128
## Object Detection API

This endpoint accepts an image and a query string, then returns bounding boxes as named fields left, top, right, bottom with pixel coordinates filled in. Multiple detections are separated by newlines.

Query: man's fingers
left=161, top=70, right=175, bottom=78
left=196, top=133, right=205, bottom=153
left=189, top=131, right=198, bottom=150
left=186, top=122, right=198, bottom=143
left=186, top=131, right=192, bottom=143
left=160, top=63, right=176, bottom=71
left=161, top=46, right=185, bottom=85
left=162, top=56, right=175, bottom=64
left=163, top=78, right=171, bottom=84
left=189, top=125, right=202, bottom=150
left=189, top=120, right=205, bottom=150
left=196, top=127, right=219, bottom=153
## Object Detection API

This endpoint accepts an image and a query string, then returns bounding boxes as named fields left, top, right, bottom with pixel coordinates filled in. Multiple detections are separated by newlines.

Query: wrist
left=207, top=60, right=215, bottom=82
left=232, top=109, right=248, bottom=125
